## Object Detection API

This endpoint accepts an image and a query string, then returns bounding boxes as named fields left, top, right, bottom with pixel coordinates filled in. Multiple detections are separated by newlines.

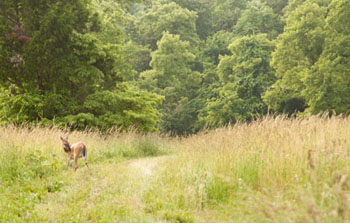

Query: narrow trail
left=33, top=155, right=172, bottom=222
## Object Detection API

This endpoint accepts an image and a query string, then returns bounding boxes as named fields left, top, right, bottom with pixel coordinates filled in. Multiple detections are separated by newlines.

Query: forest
left=0, top=0, right=349, bottom=135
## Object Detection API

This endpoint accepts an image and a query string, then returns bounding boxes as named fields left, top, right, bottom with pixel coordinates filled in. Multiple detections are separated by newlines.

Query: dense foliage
left=0, top=0, right=161, bottom=131
left=0, top=0, right=349, bottom=134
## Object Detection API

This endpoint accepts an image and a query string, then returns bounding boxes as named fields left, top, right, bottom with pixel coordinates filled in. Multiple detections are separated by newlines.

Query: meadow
left=1, top=115, right=350, bottom=222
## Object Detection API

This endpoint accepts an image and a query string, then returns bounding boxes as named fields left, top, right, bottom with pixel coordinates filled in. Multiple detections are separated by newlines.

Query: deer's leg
left=83, top=149, right=90, bottom=170
left=67, top=154, right=72, bottom=170
left=74, top=155, right=78, bottom=172
left=83, top=157, right=90, bottom=170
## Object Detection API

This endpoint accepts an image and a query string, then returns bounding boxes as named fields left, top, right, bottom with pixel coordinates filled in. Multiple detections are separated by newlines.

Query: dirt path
left=32, top=156, right=171, bottom=222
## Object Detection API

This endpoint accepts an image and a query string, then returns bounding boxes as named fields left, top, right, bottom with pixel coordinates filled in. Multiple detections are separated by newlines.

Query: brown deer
left=60, top=136, right=89, bottom=171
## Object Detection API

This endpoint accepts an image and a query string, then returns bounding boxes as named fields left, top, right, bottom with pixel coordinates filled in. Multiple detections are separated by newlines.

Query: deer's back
left=71, top=142, right=87, bottom=157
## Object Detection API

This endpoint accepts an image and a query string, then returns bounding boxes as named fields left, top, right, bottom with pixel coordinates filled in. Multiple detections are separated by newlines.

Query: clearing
left=33, top=156, right=170, bottom=223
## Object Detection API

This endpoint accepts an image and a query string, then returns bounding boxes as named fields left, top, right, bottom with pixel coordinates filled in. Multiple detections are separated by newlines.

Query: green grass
left=1, top=116, right=350, bottom=222
left=0, top=127, right=171, bottom=222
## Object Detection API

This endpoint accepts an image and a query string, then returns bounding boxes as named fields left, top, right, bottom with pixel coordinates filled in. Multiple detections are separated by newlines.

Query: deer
left=60, top=136, right=90, bottom=171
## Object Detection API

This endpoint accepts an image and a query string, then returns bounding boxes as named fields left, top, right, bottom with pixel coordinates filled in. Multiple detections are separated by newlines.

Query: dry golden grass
left=182, top=115, right=350, bottom=187
left=144, top=115, right=350, bottom=222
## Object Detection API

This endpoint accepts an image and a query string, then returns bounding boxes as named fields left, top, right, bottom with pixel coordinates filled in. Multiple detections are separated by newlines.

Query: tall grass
left=1, top=116, right=350, bottom=222
left=144, top=115, right=350, bottom=222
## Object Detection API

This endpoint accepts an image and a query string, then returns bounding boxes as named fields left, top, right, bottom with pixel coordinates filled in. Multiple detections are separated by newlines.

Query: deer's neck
left=64, top=144, right=71, bottom=153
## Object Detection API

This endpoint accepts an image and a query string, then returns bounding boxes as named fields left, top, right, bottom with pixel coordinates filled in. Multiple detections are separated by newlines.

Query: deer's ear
left=60, top=136, right=64, bottom=141
left=65, top=135, right=68, bottom=140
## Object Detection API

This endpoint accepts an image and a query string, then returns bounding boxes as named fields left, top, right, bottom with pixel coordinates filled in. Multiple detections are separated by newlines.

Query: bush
left=0, top=148, right=63, bottom=222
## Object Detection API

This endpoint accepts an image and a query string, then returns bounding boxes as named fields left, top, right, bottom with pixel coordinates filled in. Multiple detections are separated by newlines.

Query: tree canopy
left=0, top=0, right=349, bottom=134
left=0, top=0, right=162, bottom=131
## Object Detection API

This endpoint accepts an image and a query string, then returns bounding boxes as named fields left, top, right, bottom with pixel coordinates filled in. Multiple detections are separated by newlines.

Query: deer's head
left=60, top=136, right=71, bottom=153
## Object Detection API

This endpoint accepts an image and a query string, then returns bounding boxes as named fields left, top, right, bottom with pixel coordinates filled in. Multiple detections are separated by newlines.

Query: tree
left=140, top=32, right=201, bottom=134
left=135, top=0, right=199, bottom=50
left=0, top=0, right=163, bottom=131
left=302, top=0, right=350, bottom=114
left=206, top=34, right=275, bottom=126
left=211, top=0, right=247, bottom=32
left=235, top=0, right=284, bottom=39
left=0, top=0, right=101, bottom=122
left=262, top=0, right=289, bottom=14
left=171, top=0, right=215, bottom=39
left=201, top=31, right=234, bottom=66
left=76, top=84, right=163, bottom=131
left=263, top=0, right=327, bottom=114
left=192, top=31, right=234, bottom=131
left=123, top=41, right=152, bottom=76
